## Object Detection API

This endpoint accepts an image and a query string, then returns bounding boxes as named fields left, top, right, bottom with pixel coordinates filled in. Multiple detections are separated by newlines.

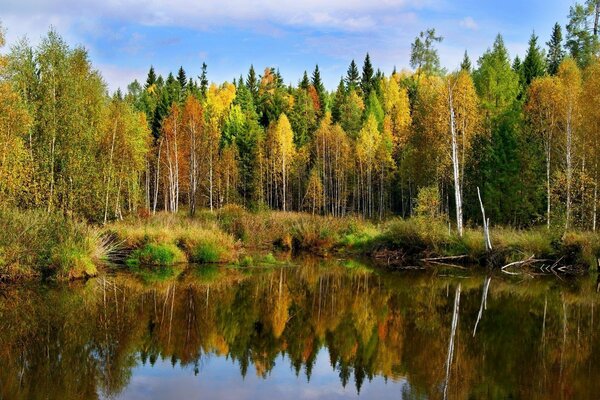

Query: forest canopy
left=1, top=0, right=600, bottom=232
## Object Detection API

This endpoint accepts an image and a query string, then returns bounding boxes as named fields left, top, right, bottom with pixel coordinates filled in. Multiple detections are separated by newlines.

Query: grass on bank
left=2, top=206, right=600, bottom=282
left=0, top=208, right=110, bottom=280
left=106, top=213, right=239, bottom=267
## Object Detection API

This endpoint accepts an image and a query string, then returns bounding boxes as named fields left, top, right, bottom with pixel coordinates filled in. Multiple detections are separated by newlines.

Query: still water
left=1, top=259, right=599, bottom=399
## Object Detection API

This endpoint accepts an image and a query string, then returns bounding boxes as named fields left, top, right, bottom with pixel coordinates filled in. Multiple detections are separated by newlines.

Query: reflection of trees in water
left=1, top=264, right=600, bottom=399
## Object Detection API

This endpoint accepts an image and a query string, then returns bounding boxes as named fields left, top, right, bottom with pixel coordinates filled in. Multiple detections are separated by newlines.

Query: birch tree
left=557, top=59, right=582, bottom=229
left=526, top=76, right=563, bottom=228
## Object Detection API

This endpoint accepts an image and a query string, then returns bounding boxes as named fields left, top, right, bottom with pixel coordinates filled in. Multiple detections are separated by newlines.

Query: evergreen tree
left=331, top=78, right=346, bottom=123
left=300, top=71, right=310, bottom=90
left=410, top=28, right=443, bottom=75
left=199, top=62, right=208, bottom=97
left=177, top=66, right=187, bottom=90
left=460, top=50, right=472, bottom=72
left=345, top=59, right=360, bottom=91
left=311, top=64, right=326, bottom=114
left=566, top=3, right=599, bottom=67
left=474, top=34, right=519, bottom=117
left=522, top=33, right=546, bottom=86
left=145, top=66, right=157, bottom=89
left=246, top=64, right=258, bottom=100
left=361, top=53, right=374, bottom=96
left=546, top=22, right=565, bottom=75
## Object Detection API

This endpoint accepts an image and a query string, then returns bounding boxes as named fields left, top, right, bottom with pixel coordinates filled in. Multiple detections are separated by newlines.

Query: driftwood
left=501, top=255, right=583, bottom=275
left=421, top=255, right=468, bottom=262
left=477, top=186, right=492, bottom=252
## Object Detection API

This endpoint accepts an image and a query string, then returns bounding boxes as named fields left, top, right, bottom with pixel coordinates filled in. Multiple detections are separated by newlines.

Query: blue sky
left=1, top=0, right=572, bottom=92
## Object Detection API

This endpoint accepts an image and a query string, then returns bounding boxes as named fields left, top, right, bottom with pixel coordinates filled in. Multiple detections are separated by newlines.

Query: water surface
left=1, top=259, right=599, bottom=399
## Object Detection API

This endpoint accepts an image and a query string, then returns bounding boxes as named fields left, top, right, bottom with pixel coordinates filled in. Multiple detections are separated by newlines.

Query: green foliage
left=474, top=34, right=520, bottom=117
left=546, top=22, right=565, bottom=75
left=126, top=243, right=185, bottom=267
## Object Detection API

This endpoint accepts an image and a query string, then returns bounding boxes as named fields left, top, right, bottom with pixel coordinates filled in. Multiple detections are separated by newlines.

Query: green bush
left=126, top=243, right=185, bottom=267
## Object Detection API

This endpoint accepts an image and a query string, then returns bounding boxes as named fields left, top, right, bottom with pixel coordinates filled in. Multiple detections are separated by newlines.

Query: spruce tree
left=361, top=53, right=374, bottom=96
left=145, top=66, right=157, bottom=89
left=246, top=65, right=259, bottom=102
left=345, top=59, right=360, bottom=91
left=300, top=71, right=310, bottom=90
left=522, top=33, right=546, bottom=86
left=546, top=23, right=565, bottom=75
left=177, top=66, right=187, bottom=89
left=199, top=62, right=208, bottom=97
left=460, top=50, right=472, bottom=72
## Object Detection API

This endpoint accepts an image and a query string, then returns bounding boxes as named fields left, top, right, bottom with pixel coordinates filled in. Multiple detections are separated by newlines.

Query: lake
left=1, top=258, right=599, bottom=399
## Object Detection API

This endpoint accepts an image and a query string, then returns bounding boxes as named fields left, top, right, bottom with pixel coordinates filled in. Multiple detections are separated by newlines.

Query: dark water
left=1, top=259, right=600, bottom=400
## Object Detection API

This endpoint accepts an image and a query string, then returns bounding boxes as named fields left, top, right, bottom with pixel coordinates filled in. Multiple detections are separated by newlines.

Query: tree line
left=1, top=1, right=600, bottom=231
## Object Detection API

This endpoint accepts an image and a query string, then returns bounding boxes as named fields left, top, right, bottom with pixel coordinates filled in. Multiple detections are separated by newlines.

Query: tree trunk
left=449, top=87, right=463, bottom=236
left=103, top=119, right=118, bottom=224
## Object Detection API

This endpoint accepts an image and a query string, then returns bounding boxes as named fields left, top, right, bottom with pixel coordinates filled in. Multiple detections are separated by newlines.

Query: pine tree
left=361, top=53, right=374, bottom=96
left=522, top=33, right=546, bottom=86
left=410, top=29, right=443, bottom=75
left=546, top=22, right=565, bottom=75
left=566, top=3, right=600, bottom=67
left=460, top=50, right=472, bottom=72
left=345, top=60, right=360, bottom=91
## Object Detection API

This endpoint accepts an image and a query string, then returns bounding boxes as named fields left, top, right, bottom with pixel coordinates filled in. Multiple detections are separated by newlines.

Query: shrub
left=126, top=243, right=185, bottom=267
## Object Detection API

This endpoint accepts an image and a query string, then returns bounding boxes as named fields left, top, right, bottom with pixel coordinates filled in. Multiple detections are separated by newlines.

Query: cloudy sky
left=0, top=0, right=571, bottom=92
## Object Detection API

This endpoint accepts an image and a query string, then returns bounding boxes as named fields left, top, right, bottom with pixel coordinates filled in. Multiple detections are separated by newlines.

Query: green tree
left=410, top=29, right=443, bottom=76
left=546, top=22, right=565, bottom=75
left=345, top=60, right=360, bottom=91
left=473, top=34, right=519, bottom=118
left=566, top=2, right=599, bottom=67
left=522, top=32, right=546, bottom=86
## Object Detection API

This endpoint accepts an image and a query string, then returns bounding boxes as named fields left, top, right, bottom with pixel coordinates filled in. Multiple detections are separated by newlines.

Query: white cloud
left=1, top=0, right=437, bottom=33
left=459, top=16, right=478, bottom=30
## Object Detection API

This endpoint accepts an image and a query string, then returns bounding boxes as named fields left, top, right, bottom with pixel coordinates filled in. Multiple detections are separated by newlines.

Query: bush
left=126, top=243, right=185, bottom=267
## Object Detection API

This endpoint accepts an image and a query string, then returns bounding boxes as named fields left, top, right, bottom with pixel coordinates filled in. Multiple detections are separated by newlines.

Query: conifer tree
left=345, top=59, right=360, bottom=91
left=522, top=33, right=546, bottom=86
left=361, top=53, right=374, bottom=96
left=546, top=22, right=565, bottom=75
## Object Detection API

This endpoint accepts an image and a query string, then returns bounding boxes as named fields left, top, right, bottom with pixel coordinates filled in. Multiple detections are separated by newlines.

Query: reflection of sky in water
left=107, top=348, right=407, bottom=399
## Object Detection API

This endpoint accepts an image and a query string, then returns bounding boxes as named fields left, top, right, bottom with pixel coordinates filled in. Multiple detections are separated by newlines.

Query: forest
left=1, top=2, right=600, bottom=279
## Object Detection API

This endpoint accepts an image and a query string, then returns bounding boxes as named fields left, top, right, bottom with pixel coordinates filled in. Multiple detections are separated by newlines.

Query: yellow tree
left=356, top=114, right=381, bottom=217
left=205, top=82, right=236, bottom=211
left=313, top=114, right=352, bottom=216
left=557, top=59, right=582, bottom=229
left=526, top=76, right=563, bottom=228
left=101, top=98, right=150, bottom=222
left=161, top=103, right=182, bottom=213
left=581, top=60, right=600, bottom=230
left=0, top=83, right=32, bottom=207
left=445, top=70, right=480, bottom=236
left=273, top=113, right=295, bottom=211
left=381, top=75, right=412, bottom=151
left=181, top=96, right=204, bottom=216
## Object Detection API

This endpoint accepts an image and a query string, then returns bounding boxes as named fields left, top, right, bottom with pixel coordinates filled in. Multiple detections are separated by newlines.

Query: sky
left=0, top=0, right=572, bottom=92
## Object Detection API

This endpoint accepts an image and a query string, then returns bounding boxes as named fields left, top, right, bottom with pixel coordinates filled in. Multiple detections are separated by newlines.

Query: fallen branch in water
left=421, top=255, right=468, bottom=262
left=425, top=260, right=467, bottom=269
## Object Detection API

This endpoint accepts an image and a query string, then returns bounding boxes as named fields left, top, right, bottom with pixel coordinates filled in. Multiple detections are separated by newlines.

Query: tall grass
left=0, top=208, right=110, bottom=280
left=107, top=212, right=239, bottom=266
